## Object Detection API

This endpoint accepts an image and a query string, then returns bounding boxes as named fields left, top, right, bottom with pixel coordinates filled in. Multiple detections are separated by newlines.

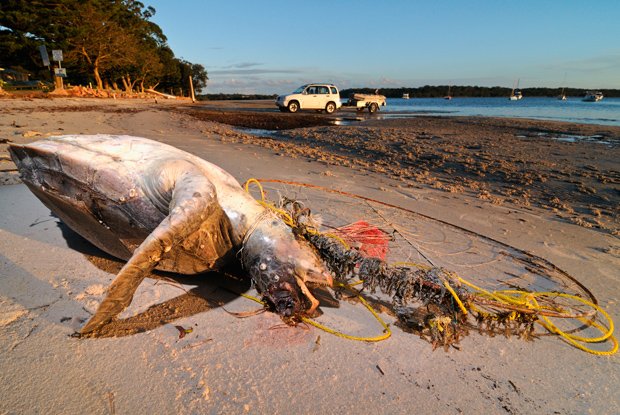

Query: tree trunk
left=80, top=47, right=103, bottom=89
left=112, top=81, right=119, bottom=90
left=121, top=75, right=132, bottom=93
left=93, top=65, right=103, bottom=90
left=129, top=77, right=139, bottom=92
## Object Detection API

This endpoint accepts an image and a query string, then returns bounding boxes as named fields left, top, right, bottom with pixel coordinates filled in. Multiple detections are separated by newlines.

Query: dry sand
left=0, top=97, right=618, bottom=414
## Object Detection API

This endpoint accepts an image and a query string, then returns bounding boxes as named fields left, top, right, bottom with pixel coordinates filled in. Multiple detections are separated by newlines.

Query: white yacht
left=583, top=91, right=603, bottom=102
left=509, top=79, right=523, bottom=100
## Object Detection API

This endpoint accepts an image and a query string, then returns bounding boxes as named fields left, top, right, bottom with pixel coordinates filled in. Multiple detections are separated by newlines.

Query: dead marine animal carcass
left=9, top=135, right=333, bottom=334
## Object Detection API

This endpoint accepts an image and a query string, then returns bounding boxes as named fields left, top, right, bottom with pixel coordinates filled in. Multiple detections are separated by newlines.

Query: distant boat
left=444, top=85, right=452, bottom=100
left=557, top=87, right=567, bottom=100
left=583, top=91, right=603, bottom=102
left=509, top=79, right=523, bottom=100
left=509, top=89, right=523, bottom=100
left=557, top=73, right=567, bottom=100
left=402, top=93, right=410, bottom=99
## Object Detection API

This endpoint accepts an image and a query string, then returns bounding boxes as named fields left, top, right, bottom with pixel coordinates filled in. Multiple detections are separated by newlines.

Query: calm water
left=381, top=97, right=620, bottom=126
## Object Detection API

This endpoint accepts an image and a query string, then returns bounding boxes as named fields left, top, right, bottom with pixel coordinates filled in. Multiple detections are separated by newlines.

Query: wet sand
left=0, top=97, right=618, bottom=414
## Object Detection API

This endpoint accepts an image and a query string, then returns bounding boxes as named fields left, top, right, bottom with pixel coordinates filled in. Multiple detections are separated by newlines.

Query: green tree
left=0, top=0, right=70, bottom=79
left=64, top=2, right=135, bottom=89
left=179, top=60, right=208, bottom=93
left=157, top=58, right=208, bottom=96
left=99, top=0, right=168, bottom=92
left=0, top=0, right=206, bottom=94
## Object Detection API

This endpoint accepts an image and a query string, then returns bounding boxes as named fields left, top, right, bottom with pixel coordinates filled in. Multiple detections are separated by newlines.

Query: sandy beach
left=1, top=97, right=618, bottom=414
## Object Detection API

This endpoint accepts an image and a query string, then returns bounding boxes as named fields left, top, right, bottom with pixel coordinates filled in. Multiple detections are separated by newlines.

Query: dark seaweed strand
left=276, top=197, right=538, bottom=349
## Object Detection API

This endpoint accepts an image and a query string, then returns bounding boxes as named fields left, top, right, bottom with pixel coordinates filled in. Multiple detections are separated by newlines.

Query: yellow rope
left=442, top=280, right=468, bottom=315
left=242, top=178, right=617, bottom=354
left=321, top=232, right=351, bottom=250
left=456, top=276, right=617, bottom=355
left=302, top=284, right=392, bottom=342
left=529, top=293, right=617, bottom=355
left=238, top=285, right=391, bottom=342
left=391, top=261, right=431, bottom=270
left=454, top=273, right=617, bottom=355
left=244, top=178, right=265, bottom=200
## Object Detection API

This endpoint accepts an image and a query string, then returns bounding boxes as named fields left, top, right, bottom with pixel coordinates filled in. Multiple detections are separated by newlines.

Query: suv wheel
left=368, top=102, right=379, bottom=113
left=325, top=102, right=336, bottom=114
left=287, top=101, right=300, bottom=113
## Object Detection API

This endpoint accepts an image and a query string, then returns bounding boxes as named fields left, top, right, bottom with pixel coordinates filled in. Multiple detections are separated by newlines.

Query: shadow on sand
left=56, top=220, right=254, bottom=338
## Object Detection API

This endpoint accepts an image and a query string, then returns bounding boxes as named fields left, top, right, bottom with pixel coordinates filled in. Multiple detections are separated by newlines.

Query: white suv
left=276, top=84, right=342, bottom=114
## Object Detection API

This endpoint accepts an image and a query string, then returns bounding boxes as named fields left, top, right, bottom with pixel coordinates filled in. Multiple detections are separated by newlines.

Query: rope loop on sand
left=238, top=284, right=392, bottom=343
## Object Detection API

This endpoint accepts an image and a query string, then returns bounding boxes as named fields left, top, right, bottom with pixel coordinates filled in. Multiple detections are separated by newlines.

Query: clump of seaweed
left=277, top=196, right=540, bottom=350
left=308, top=230, right=477, bottom=349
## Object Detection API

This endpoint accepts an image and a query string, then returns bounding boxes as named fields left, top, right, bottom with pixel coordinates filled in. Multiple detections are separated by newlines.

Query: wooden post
left=189, top=75, right=196, bottom=103
left=53, top=64, right=64, bottom=90
left=54, top=52, right=64, bottom=90
left=54, top=73, right=63, bottom=90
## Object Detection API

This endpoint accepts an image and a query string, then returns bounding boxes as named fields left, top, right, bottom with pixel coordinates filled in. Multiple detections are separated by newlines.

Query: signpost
left=51, top=49, right=64, bottom=90
left=52, top=50, right=63, bottom=62
left=54, top=68, right=67, bottom=78
left=39, top=45, right=50, bottom=68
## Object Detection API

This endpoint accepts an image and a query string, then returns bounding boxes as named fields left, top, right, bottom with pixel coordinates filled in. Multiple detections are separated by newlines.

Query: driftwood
left=62, top=86, right=112, bottom=98
left=145, top=89, right=176, bottom=99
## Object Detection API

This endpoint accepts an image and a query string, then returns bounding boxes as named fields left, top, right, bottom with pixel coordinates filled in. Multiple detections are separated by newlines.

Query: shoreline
left=193, top=96, right=620, bottom=127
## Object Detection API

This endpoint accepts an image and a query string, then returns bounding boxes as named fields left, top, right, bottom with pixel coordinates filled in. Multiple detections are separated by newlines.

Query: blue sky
left=147, top=1, right=620, bottom=94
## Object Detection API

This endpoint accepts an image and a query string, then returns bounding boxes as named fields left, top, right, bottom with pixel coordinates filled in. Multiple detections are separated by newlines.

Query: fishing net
left=245, top=179, right=616, bottom=354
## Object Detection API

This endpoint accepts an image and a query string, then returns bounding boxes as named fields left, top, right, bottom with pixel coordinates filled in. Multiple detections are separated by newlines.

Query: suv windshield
left=292, top=85, right=307, bottom=94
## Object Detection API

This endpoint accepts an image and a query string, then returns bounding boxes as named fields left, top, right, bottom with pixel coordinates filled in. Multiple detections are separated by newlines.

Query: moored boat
left=509, top=79, right=523, bottom=100
left=583, top=91, right=603, bottom=102
left=557, top=74, right=567, bottom=100
left=557, top=87, right=567, bottom=100
left=509, top=89, right=523, bottom=100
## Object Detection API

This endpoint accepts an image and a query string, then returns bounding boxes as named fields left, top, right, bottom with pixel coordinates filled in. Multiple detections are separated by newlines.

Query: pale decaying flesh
left=9, top=135, right=332, bottom=334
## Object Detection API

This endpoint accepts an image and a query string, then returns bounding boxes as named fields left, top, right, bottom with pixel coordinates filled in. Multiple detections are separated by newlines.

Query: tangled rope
left=243, top=178, right=617, bottom=355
